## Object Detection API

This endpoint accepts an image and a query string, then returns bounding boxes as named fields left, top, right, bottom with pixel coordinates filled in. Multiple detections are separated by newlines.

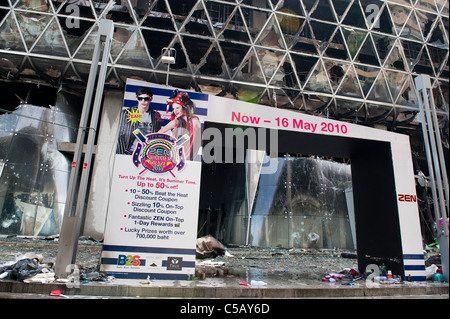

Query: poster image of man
left=116, top=87, right=162, bottom=155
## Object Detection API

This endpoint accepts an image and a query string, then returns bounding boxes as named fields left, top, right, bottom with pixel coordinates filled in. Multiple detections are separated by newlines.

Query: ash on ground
left=196, top=246, right=358, bottom=281
left=0, top=236, right=357, bottom=282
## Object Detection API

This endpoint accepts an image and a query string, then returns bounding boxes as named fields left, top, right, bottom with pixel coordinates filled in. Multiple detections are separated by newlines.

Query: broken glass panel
left=394, top=107, right=419, bottom=126
left=415, top=0, right=437, bottom=13
left=0, top=12, right=26, bottom=51
left=401, top=38, right=423, bottom=69
left=310, top=20, right=337, bottom=44
left=254, top=14, right=285, bottom=49
left=429, top=18, right=447, bottom=46
left=367, top=71, right=392, bottom=103
left=232, top=82, right=266, bottom=104
left=384, top=69, right=408, bottom=102
left=141, top=0, right=176, bottom=31
left=116, top=29, right=152, bottom=68
left=383, top=40, right=407, bottom=71
left=290, top=20, right=317, bottom=54
left=278, top=54, right=300, bottom=89
left=355, top=33, right=380, bottom=66
left=72, top=24, right=99, bottom=60
left=110, top=26, right=135, bottom=61
left=323, top=27, right=349, bottom=60
left=330, top=0, right=352, bottom=21
left=242, top=5, right=270, bottom=42
left=341, top=27, right=367, bottom=59
left=30, top=57, right=67, bottom=80
left=337, top=64, right=363, bottom=98
left=427, top=44, right=447, bottom=76
left=276, top=0, right=305, bottom=16
left=374, top=5, right=396, bottom=35
left=255, top=47, right=285, bottom=84
left=16, top=0, right=51, bottom=12
left=415, top=10, right=437, bottom=41
left=310, top=0, right=336, bottom=23
left=181, top=1, right=214, bottom=37
left=219, top=41, right=251, bottom=73
left=324, top=59, right=347, bottom=93
left=289, top=53, right=318, bottom=86
left=14, top=11, right=51, bottom=51
left=335, top=98, right=364, bottom=118
left=341, top=1, right=367, bottom=28
left=31, top=17, right=69, bottom=57
left=388, top=3, right=410, bottom=36
left=141, top=28, right=175, bottom=62
left=304, top=60, right=332, bottom=94
left=276, top=10, right=305, bottom=48
left=433, top=81, right=449, bottom=111
left=233, top=48, right=265, bottom=84
left=208, top=2, right=249, bottom=42
left=372, top=33, right=396, bottom=62
left=396, top=75, right=418, bottom=106
left=365, top=103, right=394, bottom=123
left=199, top=44, right=226, bottom=76
left=413, top=46, right=434, bottom=75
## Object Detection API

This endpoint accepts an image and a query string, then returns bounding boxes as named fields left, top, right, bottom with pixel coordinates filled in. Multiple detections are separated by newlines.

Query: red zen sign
left=398, top=194, right=417, bottom=202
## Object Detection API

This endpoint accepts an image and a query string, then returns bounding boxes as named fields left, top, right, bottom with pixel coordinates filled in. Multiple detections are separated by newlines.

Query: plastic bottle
left=381, top=263, right=387, bottom=276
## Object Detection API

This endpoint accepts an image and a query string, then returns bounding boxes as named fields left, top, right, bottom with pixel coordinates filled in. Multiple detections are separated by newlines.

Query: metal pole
left=55, top=19, right=114, bottom=278
left=415, top=74, right=449, bottom=282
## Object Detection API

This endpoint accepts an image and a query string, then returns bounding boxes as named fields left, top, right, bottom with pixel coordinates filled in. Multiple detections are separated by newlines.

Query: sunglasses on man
left=137, top=96, right=152, bottom=101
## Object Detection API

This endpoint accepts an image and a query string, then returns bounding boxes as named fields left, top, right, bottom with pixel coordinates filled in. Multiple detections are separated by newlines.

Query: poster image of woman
left=159, top=90, right=201, bottom=160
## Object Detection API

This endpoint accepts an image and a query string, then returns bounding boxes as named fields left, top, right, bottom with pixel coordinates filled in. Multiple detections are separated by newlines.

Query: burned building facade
left=0, top=0, right=448, bottom=249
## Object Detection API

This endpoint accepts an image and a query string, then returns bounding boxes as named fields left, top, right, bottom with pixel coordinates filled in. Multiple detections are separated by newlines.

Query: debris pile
left=0, top=252, right=53, bottom=283
left=196, top=235, right=226, bottom=259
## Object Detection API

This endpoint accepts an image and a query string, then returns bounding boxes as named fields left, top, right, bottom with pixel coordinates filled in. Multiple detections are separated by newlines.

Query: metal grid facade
left=0, top=0, right=448, bottom=129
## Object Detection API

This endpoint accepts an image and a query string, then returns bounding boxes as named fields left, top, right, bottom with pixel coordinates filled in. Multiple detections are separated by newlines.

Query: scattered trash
left=239, top=280, right=248, bottom=286
left=80, top=271, right=111, bottom=282
left=321, top=273, right=344, bottom=282
left=196, top=235, right=226, bottom=259
left=307, top=232, right=320, bottom=243
left=425, top=264, right=438, bottom=280
left=0, top=258, right=44, bottom=281
left=197, top=261, right=226, bottom=267
left=140, top=275, right=151, bottom=285
left=23, top=268, right=55, bottom=283
left=341, top=252, right=357, bottom=259
left=50, top=290, right=68, bottom=298
left=432, top=272, right=446, bottom=282
left=425, top=254, right=441, bottom=266
left=224, top=250, right=234, bottom=257
left=250, top=280, right=267, bottom=286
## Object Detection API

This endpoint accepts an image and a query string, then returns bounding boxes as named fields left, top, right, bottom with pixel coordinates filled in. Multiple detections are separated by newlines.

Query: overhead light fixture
left=161, top=47, right=176, bottom=86
left=161, top=55, right=175, bottom=64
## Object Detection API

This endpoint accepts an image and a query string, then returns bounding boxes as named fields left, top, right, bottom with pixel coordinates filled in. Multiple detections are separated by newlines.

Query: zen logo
left=398, top=194, right=417, bottom=202
left=118, top=254, right=145, bottom=266
left=167, top=257, right=183, bottom=270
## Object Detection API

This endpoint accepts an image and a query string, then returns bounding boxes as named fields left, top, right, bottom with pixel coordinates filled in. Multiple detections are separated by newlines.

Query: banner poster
left=100, top=79, right=208, bottom=280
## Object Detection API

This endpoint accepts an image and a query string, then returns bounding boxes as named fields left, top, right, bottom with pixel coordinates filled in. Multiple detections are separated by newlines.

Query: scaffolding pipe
left=415, top=74, right=449, bottom=282
left=55, top=19, right=114, bottom=278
